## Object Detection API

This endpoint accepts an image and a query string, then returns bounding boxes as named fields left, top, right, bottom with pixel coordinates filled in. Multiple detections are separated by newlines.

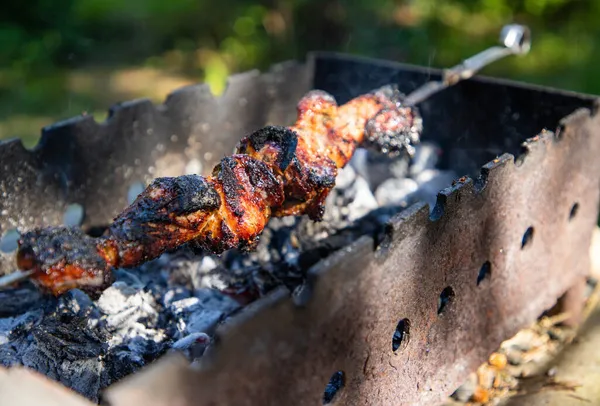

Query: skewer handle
left=403, top=24, right=531, bottom=107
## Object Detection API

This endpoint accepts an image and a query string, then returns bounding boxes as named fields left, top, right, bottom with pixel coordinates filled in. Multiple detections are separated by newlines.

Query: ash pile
left=0, top=142, right=454, bottom=402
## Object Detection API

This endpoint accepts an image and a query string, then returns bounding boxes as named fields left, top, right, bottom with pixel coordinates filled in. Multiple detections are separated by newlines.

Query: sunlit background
left=2, top=0, right=599, bottom=147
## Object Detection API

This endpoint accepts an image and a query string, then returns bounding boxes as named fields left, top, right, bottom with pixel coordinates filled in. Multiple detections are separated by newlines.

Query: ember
left=15, top=86, right=421, bottom=296
left=0, top=24, right=546, bottom=405
left=9, top=24, right=532, bottom=298
left=0, top=140, right=449, bottom=401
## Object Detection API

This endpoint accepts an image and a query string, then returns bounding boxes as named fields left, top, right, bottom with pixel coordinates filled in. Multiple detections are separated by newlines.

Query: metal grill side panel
left=104, top=106, right=600, bottom=405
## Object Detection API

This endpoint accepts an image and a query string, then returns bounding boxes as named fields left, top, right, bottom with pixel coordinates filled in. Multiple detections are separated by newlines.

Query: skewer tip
left=500, top=24, right=531, bottom=55
left=0, top=269, right=35, bottom=290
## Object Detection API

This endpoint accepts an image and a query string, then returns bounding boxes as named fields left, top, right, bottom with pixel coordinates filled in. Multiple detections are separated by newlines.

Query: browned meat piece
left=16, top=85, right=422, bottom=295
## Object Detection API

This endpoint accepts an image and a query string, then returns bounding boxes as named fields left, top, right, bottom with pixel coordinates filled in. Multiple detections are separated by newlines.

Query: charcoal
left=96, top=283, right=163, bottom=343
left=350, top=148, right=411, bottom=190
left=102, top=347, right=145, bottom=387
left=96, top=283, right=154, bottom=317
left=168, top=289, right=239, bottom=338
left=375, top=178, right=419, bottom=207
left=170, top=332, right=210, bottom=360
left=409, top=142, right=442, bottom=177
left=0, top=310, right=43, bottom=344
left=58, top=359, right=104, bottom=400
left=199, top=256, right=219, bottom=273
left=390, top=156, right=410, bottom=179
left=121, top=336, right=166, bottom=362
left=414, top=169, right=457, bottom=186
left=12, top=313, right=110, bottom=401
left=56, top=289, right=95, bottom=317
left=323, top=371, right=345, bottom=403
left=297, top=233, right=356, bottom=270
left=30, top=314, right=108, bottom=362
left=0, top=341, right=21, bottom=365
left=196, top=269, right=230, bottom=291
left=335, top=164, right=356, bottom=189
left=163, top=286, right=193, bottom=308
left=101, top=339, right=166, bottom=391
left=345, top=176, right=379, bottom=221
left=194, top=285, right=244, bottom=311
left=0, top=138, right=452, bottom=403
left=169, top=297, right=224, bottom=336
left=165, top=253, right=218, bottom=291
left=349, top=148, right=369, bottom=180
left=0, top=283, right=46, bottom=317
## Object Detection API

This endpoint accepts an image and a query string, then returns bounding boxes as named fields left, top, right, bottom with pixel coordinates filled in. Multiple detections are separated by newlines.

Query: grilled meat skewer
left=10, top=24, right=532, bottom=296
left=16, top=86, right=421, bottom=295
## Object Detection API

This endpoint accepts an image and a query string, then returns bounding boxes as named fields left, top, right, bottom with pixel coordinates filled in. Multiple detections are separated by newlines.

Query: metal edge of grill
left=1, top=52, right=599, bottom=405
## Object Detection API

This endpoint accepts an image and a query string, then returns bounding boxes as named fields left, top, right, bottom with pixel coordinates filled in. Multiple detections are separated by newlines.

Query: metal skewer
left=0, top=269, right=35, bottom=289
left=0, top=24, right=531, bottom=291
left=402, top=24, right=531, bottom=107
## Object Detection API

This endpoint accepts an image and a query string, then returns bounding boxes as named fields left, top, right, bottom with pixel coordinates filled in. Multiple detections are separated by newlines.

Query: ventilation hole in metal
left=0, top=228, right=20, bottom=253
left=392, top=318, right=410, bottom=352
left=85, top=225, right=109, bottom=237
left=555, top=124, right=565, bottom=141
left=127, top=181, right=146, bottom=205
left=63, top=203, right=85, bottom=227
left=521, top=226, right=534, bottom=249
left=438, top=287, right=455, bottom=315
left=477, top=261, right=492, bottom=286
left=322, top=371, right=345, bottom=405
left=569, top=203, right=579, bottom=221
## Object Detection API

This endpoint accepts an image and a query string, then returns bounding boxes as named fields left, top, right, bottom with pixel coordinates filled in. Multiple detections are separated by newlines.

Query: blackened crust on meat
left=16, top=85, right=424, bottom=296
left=363, top=106, right=423, bottom=157
left=306, top=195, right=327, bottom=221
left=219, top=221, right=237, bottom=251
left=166, top=175, right=221, bottom=215
left=371, top=84, right=405, bottom=105
left=237, top=126, right=298, bottom=171
left=110, top=175, right=220, bottom=242
left=308, top=167, right=336, bottom=189
left=16, top=227, right=112, bottom=295
left=243, top=157, right=284, bottom=207
left=198, top=220, right=237, bottom=254
left=362, top=85, right=423, bottom=157
left=17, top=228, right=106, bottom=274
left=216, top=157, right=245, bottom=218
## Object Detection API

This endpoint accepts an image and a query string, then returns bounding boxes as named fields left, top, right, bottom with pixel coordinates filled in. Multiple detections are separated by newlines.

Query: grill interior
left=0, top=53, right=599, bottom=405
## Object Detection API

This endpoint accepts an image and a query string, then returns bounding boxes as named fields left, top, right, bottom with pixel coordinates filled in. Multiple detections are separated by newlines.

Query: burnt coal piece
left=0, top=143, right=455, bottom=402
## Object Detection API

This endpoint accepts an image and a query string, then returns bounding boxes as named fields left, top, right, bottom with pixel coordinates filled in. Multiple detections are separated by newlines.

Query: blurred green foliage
left=2, top=0, right=600, bottom=146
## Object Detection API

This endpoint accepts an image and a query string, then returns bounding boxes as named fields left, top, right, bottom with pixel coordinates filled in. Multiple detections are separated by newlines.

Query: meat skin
left=16, top=85, right=422, bottom=295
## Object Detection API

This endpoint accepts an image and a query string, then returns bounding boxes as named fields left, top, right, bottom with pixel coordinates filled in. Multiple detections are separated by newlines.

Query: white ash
left=168, top=289, right=239, bottom=338
left=409, top=142, right=442, bottom=177
left=96, top=282, right=165, bottom=348
left=0, top=142, right=457, bottom=403
left=375, top=178, right=419, bottom=208
left=169, top=332, right=210, bottom=360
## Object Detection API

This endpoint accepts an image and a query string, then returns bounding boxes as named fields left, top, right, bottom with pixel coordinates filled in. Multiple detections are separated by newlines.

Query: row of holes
left=0, top=196, right=583, bottom=402
left=322, top=201, right=579, bottom=404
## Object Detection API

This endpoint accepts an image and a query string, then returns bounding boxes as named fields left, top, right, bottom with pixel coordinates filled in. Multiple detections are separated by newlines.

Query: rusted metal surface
left=103, top=107, right=600, bottom=406
left=1, top=53, right=600, bottom=405
left=0, top=61, right=311, bottom=275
